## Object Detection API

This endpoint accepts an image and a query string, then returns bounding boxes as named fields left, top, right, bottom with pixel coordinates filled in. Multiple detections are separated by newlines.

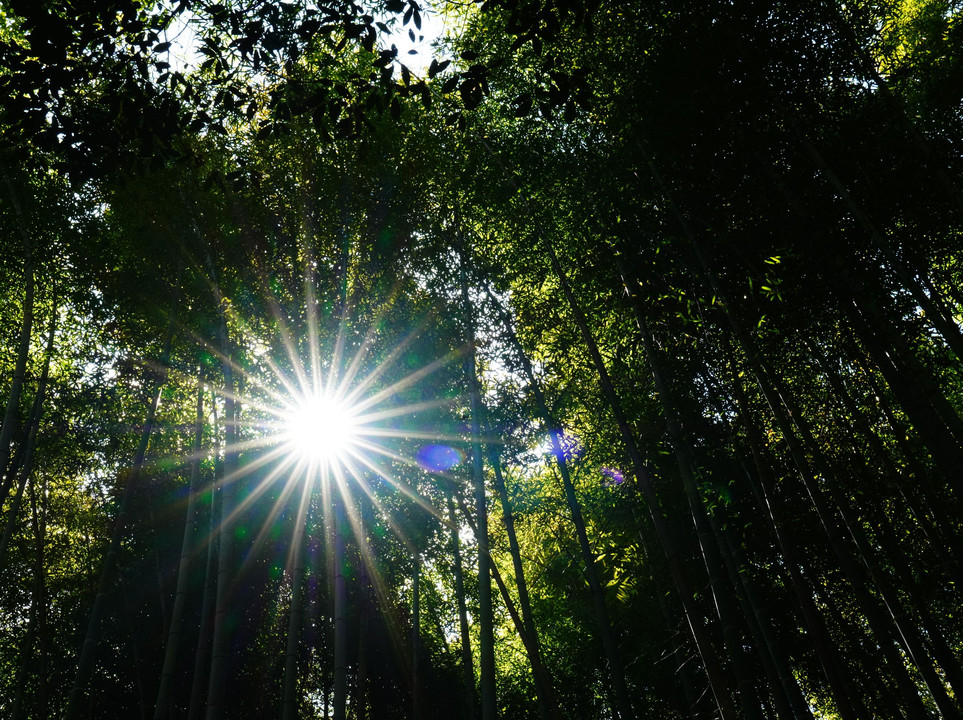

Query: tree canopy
left=2, top=1, right=963, bottom=719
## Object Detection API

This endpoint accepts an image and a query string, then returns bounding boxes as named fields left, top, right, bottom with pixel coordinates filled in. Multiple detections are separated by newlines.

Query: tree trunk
left=612, top=251, right=771, bottom=718
left=10, top=468, right=47, bottom=720
left=484, top=284, right=647, bottom=720
left=733, top=379, right=870, bottom=720
left=0, top=172, right=35, bottom=510
left=544, top=234, right=727, bottom=720
left=188, top=400, right=220, bottom=720
left=356, top=496, right=371, bottom=720
left=0, top=304, right=55, bottom=572
left=454, top=491, right=563, bottom=720
left=154, top=375, right=205, bottom=720
left=487, top=448, right=562, bottom=720
left=66, top=245, right=180, bottom=719
left=333, top=492, right=348, bottom=720
left=411, top=551, right=421, bottom=720
left=202, top=227, right=240, bottom=720
left=831, top=266, right=963, bottom=485
left=807, top=337, right=963, bottom=582
left=447, top=491, right=476, bottom=720
left=459, top=245, right=497, bottom=720
left=34, top=467, right=49, bottom=720
left=847, top=346, right=961, bottom=546
left=615, top=248, right=820, bottom=719
left=760, top=327, right=963, bottom=720
left=799, top=134, right=963, bottom=361
left=709, top=282, right=933, bottom=719
left=281, top=482, right=312, bottom=720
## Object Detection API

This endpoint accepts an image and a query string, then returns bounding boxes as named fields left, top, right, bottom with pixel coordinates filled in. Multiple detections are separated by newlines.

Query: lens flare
left=415, top=444, right=463, bottom=472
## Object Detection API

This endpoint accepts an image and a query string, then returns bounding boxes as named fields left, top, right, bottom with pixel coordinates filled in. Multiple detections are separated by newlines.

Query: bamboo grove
left=2, top=0, right=963, bottom=718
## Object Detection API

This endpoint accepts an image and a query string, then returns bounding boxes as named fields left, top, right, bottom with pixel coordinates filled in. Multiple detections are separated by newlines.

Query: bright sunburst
left=282, top=392, right=361, bottom=467
left=180, top=268, right=474, bottom=720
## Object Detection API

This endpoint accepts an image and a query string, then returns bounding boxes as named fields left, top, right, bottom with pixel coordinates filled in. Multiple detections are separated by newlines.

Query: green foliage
left=2, top=1, right=963, bottom=718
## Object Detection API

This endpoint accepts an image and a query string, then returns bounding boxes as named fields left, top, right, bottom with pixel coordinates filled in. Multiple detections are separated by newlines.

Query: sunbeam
left=168, top=255, right=481, bottom=720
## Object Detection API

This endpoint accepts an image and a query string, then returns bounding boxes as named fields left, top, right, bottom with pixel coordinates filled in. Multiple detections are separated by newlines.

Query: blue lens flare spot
left=601, top=467, right=625, bottom=487
left=416, top=444, right=464, bottom=472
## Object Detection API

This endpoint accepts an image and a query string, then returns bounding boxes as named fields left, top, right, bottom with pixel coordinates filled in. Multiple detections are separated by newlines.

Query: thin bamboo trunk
left=34, top=468, right=48, bottom=720
left=615, top=250, right=816, bottom=719
left=66, top=256, right=180, bottom=719
left=488, top=449, right=561, bottom=720
left=0, top=172, right=35, bottom=509
left=614, top=254, right=767, bottom=718
left=484, top=285, right=647, bottom=720
left=478, top=133, right=728, bottom=716
left=759, top=331, right=963, bottom=720
left=411, top=552, right=421, bottom=720
left=811, top=576, right=909, bottom=718
left=10, top=469, right=46, bottom=720
left=807, top=337, right=963, bottom=578
left=872, top=508, right=963, bottom=699
left=356, top=497, right=370, bottom=720
left=333, top=493, right=348, bottom=720
left=713, top=299, right=932, bottom=718
left=281, top=492, right=310, bottom=720
left=459, top=246, right=497, bottom=720
left=734, top=381, right=869, bottom=720
left=832, top=267, right=963, bottom=484
left=848, top=348, right=959, bottom=537
left=202, top=232, right=239, bottom=720
left=154, top=377, right=205, bottom=719
left=0, top=305, right=54, bottom=571
left=447, top=492, right=476, bottom=720
left=188, top=403, right=220, bottom=720
left=454, top=491, right=563, bottom=720
left=544, top=235, right=726, bottom=720
left=718, top=516, right=815, bottom=720
left=798, top=135, right=963, bottom=361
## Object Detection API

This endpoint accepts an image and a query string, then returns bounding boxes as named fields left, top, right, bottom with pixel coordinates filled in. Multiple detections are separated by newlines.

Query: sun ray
left=209, top=432, right=289, bottom=461
left=338, top=310, right=437, bottom=404
left=327, top=281, right=412, bottom=395
left=234, top=459, right=308, bottom=582
left=180, top=332, right=294, bottom=414
left=189, top=451, right=300, bottom=570
left=257, top=284, right=313, bottom=398
left=339, top=491, right=415, bottom=691
left=350, top=346, right=467, bottom=414
left=255, top=350, right=311, bottom=411
left=358, top=428, right=473, bottom=443
left=180, top=274, right=474, bottom=673
left=340, top=449, right=445, bottom=523
left=303, top=266, right=323, bottom=395
left=285, top=465, right=315, bottom=571
left=351, top=396, right=456, bottom=423
left=325, top=315, right=353, bottom=396
left=215, top=446, right=303, bottom=531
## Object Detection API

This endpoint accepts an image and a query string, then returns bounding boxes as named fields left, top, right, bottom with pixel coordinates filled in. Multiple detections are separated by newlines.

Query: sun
left=282, top=392, right=361, bottom=467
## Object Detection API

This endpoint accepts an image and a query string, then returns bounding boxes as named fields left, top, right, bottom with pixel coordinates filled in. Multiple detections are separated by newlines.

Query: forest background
left=1, top=1, right=963, bottom=719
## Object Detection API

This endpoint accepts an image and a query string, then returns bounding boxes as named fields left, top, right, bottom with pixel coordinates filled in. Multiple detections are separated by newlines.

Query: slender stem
left=281, top=489, right=310, bottom=720
left=154, top=375, right=205, bottom=720
left=333, top=493, right=348, bottom=720
left=460, top=242, right=497, bottom=720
